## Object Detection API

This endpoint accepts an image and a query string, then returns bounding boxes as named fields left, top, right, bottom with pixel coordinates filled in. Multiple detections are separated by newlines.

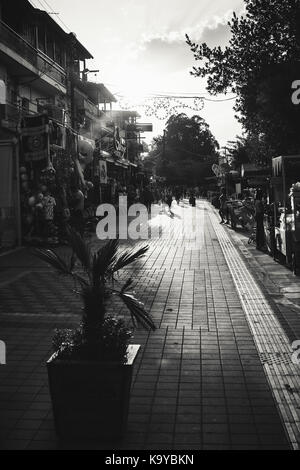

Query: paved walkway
left=0, top=199, right=299, bottom=450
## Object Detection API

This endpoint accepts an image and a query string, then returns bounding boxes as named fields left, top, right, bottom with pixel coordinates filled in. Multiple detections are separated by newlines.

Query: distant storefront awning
left=100, top=150, right=112, bottom=158
left=272, top=157, right=283, bottom=177
left=105, top=156, right=115, bottom=164
left=241, top=163, right=270, bottom=178
left=115, top=160, right=129, bottom=168
left=272, top=155, right=300, bottom=178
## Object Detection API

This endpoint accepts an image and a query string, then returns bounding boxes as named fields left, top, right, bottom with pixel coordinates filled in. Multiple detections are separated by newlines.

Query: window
left=0, top=80, right=6, bottom=105
left=38, top=27, right=46, bottom=53
left=21, top=98, right=29, bottom=115
left=46, top=35, right=55, bottom=60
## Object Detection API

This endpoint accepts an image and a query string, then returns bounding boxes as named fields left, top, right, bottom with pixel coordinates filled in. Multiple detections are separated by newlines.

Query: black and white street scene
left=1, top=0, right=300, bottom=455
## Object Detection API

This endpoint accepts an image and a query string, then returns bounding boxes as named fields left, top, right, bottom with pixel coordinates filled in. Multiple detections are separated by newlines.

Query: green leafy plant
left=34, top=227, right=155, bottom=362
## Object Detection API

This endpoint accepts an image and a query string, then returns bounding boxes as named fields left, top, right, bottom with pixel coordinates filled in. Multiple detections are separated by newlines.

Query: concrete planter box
left=47, top=345, right=140, bottom=442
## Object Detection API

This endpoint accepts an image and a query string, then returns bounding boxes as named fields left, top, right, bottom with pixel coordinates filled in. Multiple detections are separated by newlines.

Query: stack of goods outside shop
left=19, top=113, right=96, bottom=246
left=270, top=155, right=300, bottom=274
left=225, top=164, right=270, bottom=232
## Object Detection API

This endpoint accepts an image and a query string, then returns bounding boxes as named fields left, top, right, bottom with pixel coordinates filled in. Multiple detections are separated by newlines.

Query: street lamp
left=81, top=69, right=100, bottom=81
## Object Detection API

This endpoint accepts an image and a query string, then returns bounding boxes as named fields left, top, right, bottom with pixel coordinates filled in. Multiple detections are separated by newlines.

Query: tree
left=186, top=0, right=300, bottom=161
left=226, top=135, right=271, bottom=170
left=149, top=113, right=219, bottom=185
left=164, top=113, right=219, bottom=160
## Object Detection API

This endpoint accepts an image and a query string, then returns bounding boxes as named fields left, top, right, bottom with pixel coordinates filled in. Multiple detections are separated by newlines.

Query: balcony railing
left=0, top=102, right=35, bottom=129
left=82, top=97, right=99, bottom=117
left=0, top=21, right=66, bottom=87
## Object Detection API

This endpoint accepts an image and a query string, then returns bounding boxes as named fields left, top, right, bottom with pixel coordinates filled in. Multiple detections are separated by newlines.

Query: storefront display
left=290, top=183, right=300, bottom=274
left=227, top=197, right=255, bottom=231
left=19, top=114, right=81, bottom=245
left=271, top=155, right=300, bottom=274
left=263, top=204, right=275, bottom=255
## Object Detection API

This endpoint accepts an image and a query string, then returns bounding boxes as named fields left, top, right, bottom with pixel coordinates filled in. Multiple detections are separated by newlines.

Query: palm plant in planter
left=34, top=227, right=155, bottom=442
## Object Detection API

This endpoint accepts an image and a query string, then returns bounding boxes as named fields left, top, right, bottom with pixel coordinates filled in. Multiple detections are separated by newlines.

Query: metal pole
left=99, top=129, right=102, bottom=204
left=15, top=140, right=22, bottom=246
left=163, top=129, right=166, bottom=160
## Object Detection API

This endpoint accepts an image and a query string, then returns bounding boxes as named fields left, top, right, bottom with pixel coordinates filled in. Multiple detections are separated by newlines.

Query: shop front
left=271, top=155, right=300, bottom=274
left=0, top=139, right=21, bottom=249
left=18, top=114, right=81, bottom=246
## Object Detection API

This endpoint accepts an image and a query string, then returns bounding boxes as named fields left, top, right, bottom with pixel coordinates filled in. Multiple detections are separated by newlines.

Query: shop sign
left=21, top=114, right=49, bottom=162
left=212, top=164, right=221, bottom=177
left=100, top=160, right=108, bottom=184
left=136, top=123, right=153, bottom=132
left=0, top=340, right=6, bottom=365
left=235, top=183, right=242, bottom=194
left=247, top=178, right=267, bottom=186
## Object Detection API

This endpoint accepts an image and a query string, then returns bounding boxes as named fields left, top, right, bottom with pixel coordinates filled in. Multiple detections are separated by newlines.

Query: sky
left=31, top=0, right=245, bottom=147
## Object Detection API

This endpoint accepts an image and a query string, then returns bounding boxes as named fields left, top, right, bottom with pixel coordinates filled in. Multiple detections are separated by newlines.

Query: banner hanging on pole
left=99, top=160, right=108, bottom=184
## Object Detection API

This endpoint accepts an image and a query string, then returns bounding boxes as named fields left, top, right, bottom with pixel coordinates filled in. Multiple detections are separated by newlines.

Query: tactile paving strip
left=259, top=351, right=294, bottom=366
left=208, top=203, right=300, bottom=450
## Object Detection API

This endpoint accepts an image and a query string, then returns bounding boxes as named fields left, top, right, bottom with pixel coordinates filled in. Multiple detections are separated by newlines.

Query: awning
left=272, top=155, right=300, bottom=177
left=115, top=160, right=129, bottom=168
left=241, top=163, right=270, bottom=178
left=100, top=150, right=111, bottom=158
left=105, top=156, right=116, bottom=164
left=272, top=157, right=283, bottom=177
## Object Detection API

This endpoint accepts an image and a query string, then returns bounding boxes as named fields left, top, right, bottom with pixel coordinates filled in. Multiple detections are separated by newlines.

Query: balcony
left=37, top=103, right=65, bottom=123
left=0, top=20, right=66, bottom=89
left=75, top=95, right=99, bottom=119
left=0, top=102, right=36, bottom=129
left=82, top=97, right=99, bottom=117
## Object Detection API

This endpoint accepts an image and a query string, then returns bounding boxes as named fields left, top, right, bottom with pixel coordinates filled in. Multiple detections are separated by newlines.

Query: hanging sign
left=212, top=164, right=221, bottom=177
left=99, top=160, right=108, bottom=184
left=21, top=114, right=49, bottom=162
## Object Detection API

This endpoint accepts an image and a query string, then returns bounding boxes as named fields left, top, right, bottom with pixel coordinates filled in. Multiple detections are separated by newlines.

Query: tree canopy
left=146, top=113, right=219, bottom=186
left=186, top=0, right=300, bottom=161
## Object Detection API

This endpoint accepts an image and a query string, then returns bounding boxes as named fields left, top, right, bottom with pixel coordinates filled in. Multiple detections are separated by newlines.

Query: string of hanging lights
left=117, top=95, right=206, bottom=120
left=117, top=93, right=237, bottom=120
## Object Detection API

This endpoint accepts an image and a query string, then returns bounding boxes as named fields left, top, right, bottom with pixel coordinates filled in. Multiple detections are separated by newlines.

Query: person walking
left=219, top=187, right=227, bottom=224
left=165, top=190, right=174, bottom=216
left=69, top=186, right=85, bottom=237
left=255, top=189, right=265, bottom=250
left=175, top=187, right=181, bottom=205
left=189, top=193, right=196, bottom=207
left=142, top=186, right=154, bottom=212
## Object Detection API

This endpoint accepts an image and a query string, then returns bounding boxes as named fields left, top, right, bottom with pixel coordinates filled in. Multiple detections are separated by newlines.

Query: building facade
left=0, top=0, right=152, bottom=248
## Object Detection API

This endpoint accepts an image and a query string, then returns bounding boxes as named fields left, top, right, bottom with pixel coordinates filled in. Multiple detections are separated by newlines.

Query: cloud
left=129, top=12, right=233, bottom=77
left=200, top=21, right=231, bottom=47
left=141, top=9, right=233, bottom=44
left=135, top=38, right=191, bottom=74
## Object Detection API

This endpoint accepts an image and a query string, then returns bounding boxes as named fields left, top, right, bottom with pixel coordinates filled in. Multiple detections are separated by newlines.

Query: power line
left=34, top=0, right=71, bottom=32
left=42, top=0, right=72, bottom=32
left=108, top=84, right=237, bottom=101
left=204, top=96, right=237, bottom=102
left=115, top=93, right=237, bottom=103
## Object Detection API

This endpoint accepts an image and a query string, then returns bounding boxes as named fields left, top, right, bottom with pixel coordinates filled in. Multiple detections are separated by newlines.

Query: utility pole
left=224, top=147, right=229, bottom=196
left=162, top=129, right=166, bottom=160
left=162, top=129, right=167, bottom=178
